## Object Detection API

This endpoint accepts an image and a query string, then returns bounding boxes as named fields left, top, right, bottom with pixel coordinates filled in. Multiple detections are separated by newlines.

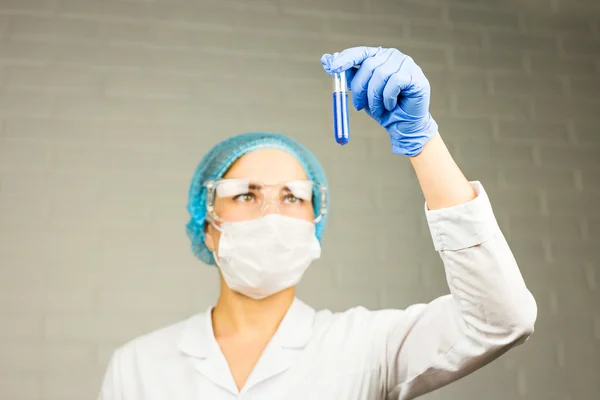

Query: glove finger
left=345, top=67, right=357, bottom=87
left=367, top=50, right=405, bottom=117
left=350, top=49, right=392, bottom=111
left=327, top=46, right=382, bottom=74
left=395, top=62, right=430, bottom=117
left=320, top=53, right=335, bottom=76
left=321, top=53, right=358, bottom=82
left=382, top=58, right=414, bottom=111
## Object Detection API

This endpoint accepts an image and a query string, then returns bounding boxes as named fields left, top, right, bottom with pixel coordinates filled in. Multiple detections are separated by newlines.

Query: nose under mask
left=212, top=214, right=322, bottom=300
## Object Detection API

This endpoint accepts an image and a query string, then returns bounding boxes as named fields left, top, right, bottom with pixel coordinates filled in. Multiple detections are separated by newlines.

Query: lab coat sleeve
left=98, top=349, right=124, bottom=400
left=382, top=181, right=537, bottom=400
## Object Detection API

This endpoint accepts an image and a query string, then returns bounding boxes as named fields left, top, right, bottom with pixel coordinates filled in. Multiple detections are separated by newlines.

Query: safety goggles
left=203, top=178, right=327, bottom=223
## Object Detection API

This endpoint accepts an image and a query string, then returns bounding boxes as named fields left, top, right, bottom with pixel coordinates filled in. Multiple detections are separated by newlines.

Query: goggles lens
left=205, top=179, right=327, bottom=223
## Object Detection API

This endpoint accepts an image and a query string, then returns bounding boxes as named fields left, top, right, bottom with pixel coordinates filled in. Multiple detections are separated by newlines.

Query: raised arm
left=383, top=132, right=536, bottom=399
left=321, top=47, right=537, bottom=399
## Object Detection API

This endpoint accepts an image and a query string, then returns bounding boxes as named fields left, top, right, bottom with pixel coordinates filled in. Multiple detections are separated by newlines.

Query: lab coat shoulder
left=314, top=305, right=409, bottom=342
left=117, top=316, right=192, bottom=366
left=98, top=314, right=202, bottom=400
left=307, top=302, right=440, bottom=398
left=310, top=305, right=411, bottom=369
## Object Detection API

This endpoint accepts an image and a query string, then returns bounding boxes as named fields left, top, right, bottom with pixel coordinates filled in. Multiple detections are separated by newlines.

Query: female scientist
left=98, top=46, right=537, bottom=400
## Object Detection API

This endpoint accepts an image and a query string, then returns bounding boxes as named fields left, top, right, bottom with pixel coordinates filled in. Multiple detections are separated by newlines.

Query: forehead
left=223, top=148, right=308, bottom=184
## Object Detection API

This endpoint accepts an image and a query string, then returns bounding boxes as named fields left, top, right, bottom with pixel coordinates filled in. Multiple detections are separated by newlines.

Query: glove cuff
left=390, top=114, right=438, bottom=157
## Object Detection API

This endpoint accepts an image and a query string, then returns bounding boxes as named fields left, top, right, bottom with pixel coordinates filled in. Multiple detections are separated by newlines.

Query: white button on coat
left=98, top=182, right=537, bottom=400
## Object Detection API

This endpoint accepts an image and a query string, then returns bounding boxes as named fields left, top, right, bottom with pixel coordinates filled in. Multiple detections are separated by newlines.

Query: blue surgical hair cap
left=186, top=132, right=329, bottom=265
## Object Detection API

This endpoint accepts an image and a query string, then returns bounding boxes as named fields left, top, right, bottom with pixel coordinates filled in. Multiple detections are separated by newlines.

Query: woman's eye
left=234, top=193, right=255, bottom=202
left=285, top=194, right=301, bottom=203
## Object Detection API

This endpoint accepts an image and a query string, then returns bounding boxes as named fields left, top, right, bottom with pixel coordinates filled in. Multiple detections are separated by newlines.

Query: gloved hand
left=320, top=47, right=438, bottom=157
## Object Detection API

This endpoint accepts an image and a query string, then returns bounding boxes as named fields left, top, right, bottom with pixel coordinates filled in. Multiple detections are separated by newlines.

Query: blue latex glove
left=320, top=47, right=438, bottom=157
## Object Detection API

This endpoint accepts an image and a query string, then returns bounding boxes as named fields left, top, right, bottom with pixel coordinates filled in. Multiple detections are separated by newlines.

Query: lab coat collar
left=177, top=297, right=316, bottom=359
left=177, top=305, right=217, bottom=359
left=271, top=297, right=316, bottom=348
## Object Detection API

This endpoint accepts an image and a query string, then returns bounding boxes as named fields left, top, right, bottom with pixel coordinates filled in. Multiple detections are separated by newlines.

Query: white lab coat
left=98, top=182, right=537, bottom=400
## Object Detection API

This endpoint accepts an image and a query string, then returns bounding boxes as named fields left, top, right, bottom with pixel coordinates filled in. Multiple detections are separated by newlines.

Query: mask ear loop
left=205, top=213, right=222, bottom=263
left=206, top=216, right=222, bottom=266
left=207, top=214, right=222, bottom=233
left=205, top=205, right=222, bottom=267
left=212, top=249, right=222, bottom=267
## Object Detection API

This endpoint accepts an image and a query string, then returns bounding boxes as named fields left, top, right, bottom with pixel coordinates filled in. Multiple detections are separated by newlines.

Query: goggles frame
left=203, top=178, right=328, bottom=224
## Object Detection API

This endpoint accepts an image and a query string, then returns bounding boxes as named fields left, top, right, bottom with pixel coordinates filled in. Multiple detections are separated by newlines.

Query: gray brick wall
left=0, top=0, right=598, bottom=399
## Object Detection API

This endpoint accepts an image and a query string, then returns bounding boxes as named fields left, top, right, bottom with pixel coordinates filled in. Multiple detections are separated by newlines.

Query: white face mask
left=212, top=214, right=321, bottom=300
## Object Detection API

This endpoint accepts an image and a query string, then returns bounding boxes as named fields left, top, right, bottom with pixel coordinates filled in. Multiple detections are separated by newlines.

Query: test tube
left=332, top=56, right=350, bottom=146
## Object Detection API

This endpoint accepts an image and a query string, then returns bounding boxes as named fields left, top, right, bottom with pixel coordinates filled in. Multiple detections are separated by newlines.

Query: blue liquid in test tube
left=332, top=63, right=350, bottom=146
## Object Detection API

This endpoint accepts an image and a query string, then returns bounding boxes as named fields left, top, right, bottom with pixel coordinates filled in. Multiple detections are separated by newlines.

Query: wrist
left=408, top=131, right=441, bottom=160
left=389, top=115, right=439, bottom=157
